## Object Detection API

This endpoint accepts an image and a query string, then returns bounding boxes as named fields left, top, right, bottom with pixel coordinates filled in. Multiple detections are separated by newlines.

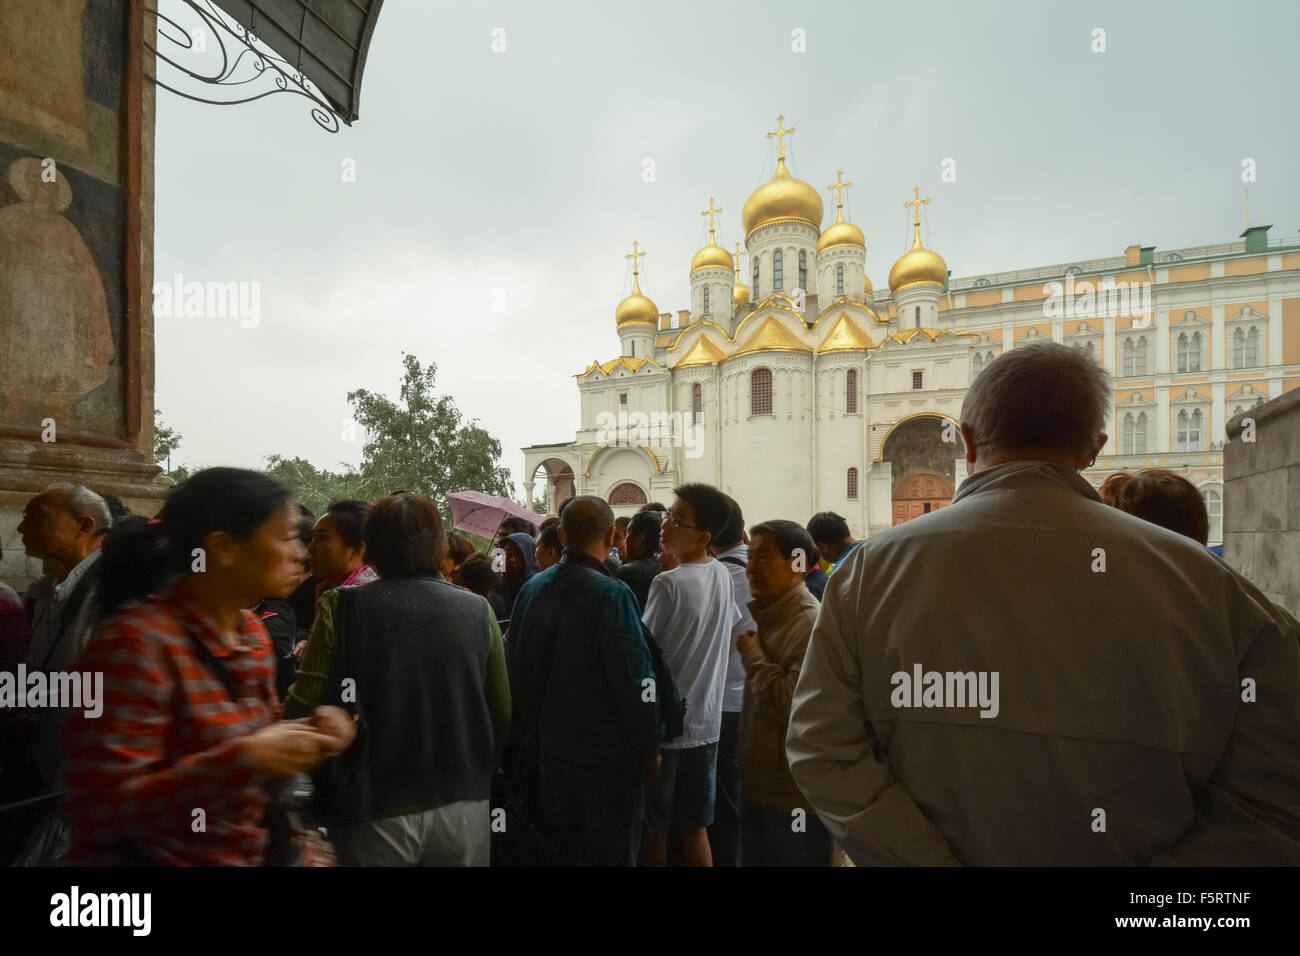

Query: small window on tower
left=774, top=250, right=784, bottom=290
left=837, top=265, right=844, bottom=296
left=915, top=306, right=921, bottom=328
left=799, top=251, right=807, bottom=290
left=912, top=370, right=923, bottom=390
left=630, top=341, right=635, bottom=357
left=703, top=286, right=710, bottom=314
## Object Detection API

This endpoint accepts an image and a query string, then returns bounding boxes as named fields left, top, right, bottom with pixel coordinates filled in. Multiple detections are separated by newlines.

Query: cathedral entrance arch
left=531, top=458, right=576, bottom=514
left=879, top=413, right=964, bottom=526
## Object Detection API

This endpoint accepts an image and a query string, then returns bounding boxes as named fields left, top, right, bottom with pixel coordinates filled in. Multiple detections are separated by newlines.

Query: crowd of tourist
left=1, top=341, right=1298, bottom=866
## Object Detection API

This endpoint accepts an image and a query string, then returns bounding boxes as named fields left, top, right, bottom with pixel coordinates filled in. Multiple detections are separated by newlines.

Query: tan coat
left=787, top=461, right=1300, bottom=866
left=739, top=583, right=820, bottom=811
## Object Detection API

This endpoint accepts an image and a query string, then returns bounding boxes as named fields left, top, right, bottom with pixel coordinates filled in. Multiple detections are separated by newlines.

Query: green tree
left=153, top=409, right=182, bottom=470
left=347, top=353, right=513, bottom=520
left=261, top=455, right=374, bottom=516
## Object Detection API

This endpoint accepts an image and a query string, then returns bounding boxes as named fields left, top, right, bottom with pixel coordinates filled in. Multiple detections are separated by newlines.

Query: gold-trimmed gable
left=664, top=318, right=731, bottom=352
left=818, top=312, right=874, bottom=353
left=673, top=335, right=728, bottom=368
left=575, top=355, right=663, bottom=378
left=733, top=315, right=812, bottom=357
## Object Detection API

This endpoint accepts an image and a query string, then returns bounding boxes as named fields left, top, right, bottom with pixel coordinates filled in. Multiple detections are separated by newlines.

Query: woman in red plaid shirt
left=60, top=468, right=355, bottom=866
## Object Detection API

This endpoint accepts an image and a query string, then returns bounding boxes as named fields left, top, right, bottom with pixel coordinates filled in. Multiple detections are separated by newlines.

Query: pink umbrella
left=446, top=490, right=545, bottom=541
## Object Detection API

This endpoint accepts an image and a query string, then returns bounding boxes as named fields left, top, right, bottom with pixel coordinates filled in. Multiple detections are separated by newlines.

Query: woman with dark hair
left=61, top=467, right=355, bottom=866
left=459, top=552, right=508, bottom=624
left=534, top=522, right=562, bottom=571
left=440, top=531, right=475, bottom=584
left=286, top=493, right=511, bottom=866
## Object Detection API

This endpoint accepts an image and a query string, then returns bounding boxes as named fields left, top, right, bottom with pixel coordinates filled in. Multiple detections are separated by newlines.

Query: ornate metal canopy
left=148, top=0, right=385, bottom=132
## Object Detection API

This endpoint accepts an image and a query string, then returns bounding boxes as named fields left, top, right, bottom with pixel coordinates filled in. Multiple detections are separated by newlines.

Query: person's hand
left=307, top=705, right=356, bottom=757
left=291, top=639, right=308, bottom=663
left=736, top=630, right=759, bottom=657
left=237, top=721, right=335, bottom=777
left=642, top=754, right=662, bottom=782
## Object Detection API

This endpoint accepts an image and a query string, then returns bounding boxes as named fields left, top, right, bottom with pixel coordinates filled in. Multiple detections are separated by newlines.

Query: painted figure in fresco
left=0, top=157, right=114, bottom=424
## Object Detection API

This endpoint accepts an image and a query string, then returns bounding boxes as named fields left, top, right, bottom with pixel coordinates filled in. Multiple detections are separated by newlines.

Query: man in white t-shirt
left=641, top=483, right=740, bottom=867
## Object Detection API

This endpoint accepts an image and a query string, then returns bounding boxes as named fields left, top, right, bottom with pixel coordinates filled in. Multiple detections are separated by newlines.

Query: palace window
left=1176, top=331, right=1203, bottom=373
left=1121, top=411, right=1148, bottom=455
left=703, top=286, right=710, bottom=315
left=773, top=250, right=784, bottom=290
left=692, top=382, right=703, bottom=425
left=1204, top=488, right=1222, bottom=544
left=1176, top=408, right=1203, bottom=452
left=836, top=264, right=844, bottom=296
left=1232, top=327, right=1259, bottom=368
left=846, top=369, right=858, bottom=413
left=799, top=250, right=807, bottom=290
left=750, top=368, right=773, bottom=416
left=912, top=370, right=923, bottom=390
left=847, top=467, right=859, bottom=500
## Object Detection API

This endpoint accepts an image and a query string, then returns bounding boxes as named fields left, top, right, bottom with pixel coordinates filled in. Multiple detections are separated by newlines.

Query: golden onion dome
left=741, top=157, right=824, bottom=237
left=888, top=223, right=948, bottom=293
left=817, top=202, right=865, bottom=253
left=733, top=281, right=751, bottom=307
left=615, top=273, right=659, bottom=327
left=691, top=242, right=734, bottom=273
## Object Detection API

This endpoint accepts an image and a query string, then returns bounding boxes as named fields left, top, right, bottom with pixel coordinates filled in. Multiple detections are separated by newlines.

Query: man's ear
left=960, top=423, right=978, bottom=464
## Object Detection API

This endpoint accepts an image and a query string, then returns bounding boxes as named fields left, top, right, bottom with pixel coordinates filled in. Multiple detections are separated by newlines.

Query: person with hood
left=499, top=532, right=539, bottom=623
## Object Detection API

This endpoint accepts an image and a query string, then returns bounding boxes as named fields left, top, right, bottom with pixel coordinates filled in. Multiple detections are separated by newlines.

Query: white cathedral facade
left=523, top=119, right=1300, bottom=542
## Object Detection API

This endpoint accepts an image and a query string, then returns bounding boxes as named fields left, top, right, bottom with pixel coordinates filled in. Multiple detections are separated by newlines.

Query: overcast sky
left=154, top=0, right=1300, bottom=493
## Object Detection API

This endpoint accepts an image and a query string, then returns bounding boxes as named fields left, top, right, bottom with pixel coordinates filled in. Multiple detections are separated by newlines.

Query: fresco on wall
left=0, top=0, right=127, bottom=435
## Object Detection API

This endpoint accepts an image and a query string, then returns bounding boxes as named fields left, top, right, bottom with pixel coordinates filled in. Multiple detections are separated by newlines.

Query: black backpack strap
left=717, top=555, right=747, bottom=569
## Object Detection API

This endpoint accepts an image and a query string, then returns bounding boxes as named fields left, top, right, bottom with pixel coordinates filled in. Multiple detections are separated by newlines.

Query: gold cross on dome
left=700, top=198, right=724, bottom=243
left=733, top=241, right=746, bottom=272
left=625, top=240, right=646, bottom=276
left=828, top=170, right=853, bottom=208
left=904, top=186, right=931, bottom=226
left=766, top=115, right=796, bottom=160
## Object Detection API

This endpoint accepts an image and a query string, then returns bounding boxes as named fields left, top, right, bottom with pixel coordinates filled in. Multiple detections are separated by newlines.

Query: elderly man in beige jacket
left=787, top=342, right=1300, bottom=865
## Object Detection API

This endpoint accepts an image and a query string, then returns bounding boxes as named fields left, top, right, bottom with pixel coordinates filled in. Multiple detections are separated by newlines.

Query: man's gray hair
left=47, top=483, right=112, bottom=536
left=960, top=342, right=1111, bottom=459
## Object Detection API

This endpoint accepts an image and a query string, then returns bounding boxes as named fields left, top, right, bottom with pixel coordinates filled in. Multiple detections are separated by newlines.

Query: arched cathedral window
left=798, top=250, right=807, bottom=290
left=846, top=369, right=857, bottom=413
left=750, top=368, right=773, bottom=416
left=847, top=467, right=859, bottom=500
left=773, top=250, right=783, bottom=291
left=692, top=382, right=703, bottom=425
left=836, top=265, right=844, bottom=296
left=703, top=286, right=710, bottom=314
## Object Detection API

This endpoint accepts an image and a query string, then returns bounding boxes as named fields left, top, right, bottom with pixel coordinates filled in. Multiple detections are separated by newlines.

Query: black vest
left=313, top=575, right=497, bottom=826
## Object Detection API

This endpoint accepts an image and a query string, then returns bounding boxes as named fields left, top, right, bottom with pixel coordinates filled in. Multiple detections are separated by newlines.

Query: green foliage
left=261, top=455, right=375, bottom=517
left=153, top=409, right=182, bottom=466
left=347, top=353, right=514, bottom=521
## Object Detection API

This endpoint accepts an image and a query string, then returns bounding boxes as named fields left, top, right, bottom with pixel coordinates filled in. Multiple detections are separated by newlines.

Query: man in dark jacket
left=509, top=496, right=663, bottom=866
left=616, top=510, right=663, bottom=612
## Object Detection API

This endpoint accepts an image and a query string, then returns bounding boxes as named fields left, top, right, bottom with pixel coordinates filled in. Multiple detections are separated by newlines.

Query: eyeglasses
left=663, top=511, right=702, bottom=532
